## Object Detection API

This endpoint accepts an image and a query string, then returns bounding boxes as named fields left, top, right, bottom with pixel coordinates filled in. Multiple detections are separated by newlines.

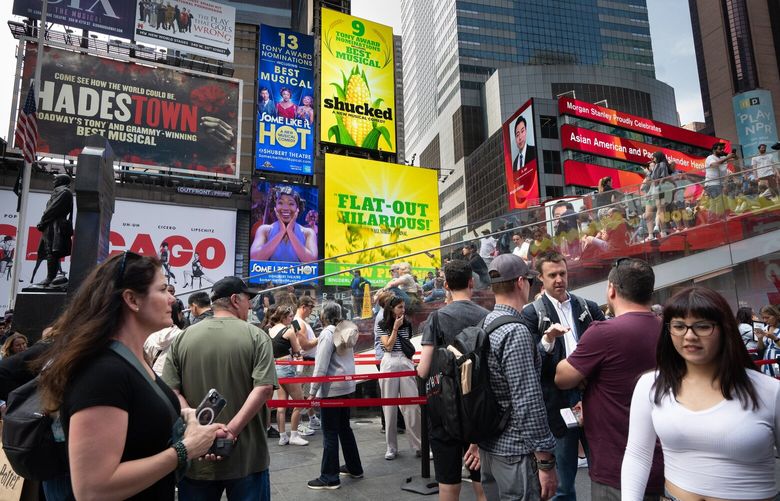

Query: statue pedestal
left=13, top=290, right=67, bottom=344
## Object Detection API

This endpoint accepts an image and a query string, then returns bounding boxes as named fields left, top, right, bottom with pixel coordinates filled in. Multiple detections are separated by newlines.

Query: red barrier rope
left=268, top=396, right=427, bottom=408
left=278, top=370, right=417, bottom=385
left=276, top=359, right=419, bottom=365
left=754, top=359, right=778, bottom=366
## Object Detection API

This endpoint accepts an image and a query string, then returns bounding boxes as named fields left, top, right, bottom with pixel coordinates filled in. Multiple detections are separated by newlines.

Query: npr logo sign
left=737, top=96, right=761, bottom=109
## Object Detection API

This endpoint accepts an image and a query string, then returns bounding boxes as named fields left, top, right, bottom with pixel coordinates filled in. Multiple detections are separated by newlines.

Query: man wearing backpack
left=417, top=260, right=489, bottom=501
left=521, top=251, right=604, bottom=501
left=481, top=254, right=557, bottom=500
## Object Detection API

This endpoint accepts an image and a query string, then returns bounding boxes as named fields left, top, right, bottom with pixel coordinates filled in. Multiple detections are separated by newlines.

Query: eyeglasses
left=668, top=321, right=718, bottom=337
left=115, top=250, right=132, bottom=288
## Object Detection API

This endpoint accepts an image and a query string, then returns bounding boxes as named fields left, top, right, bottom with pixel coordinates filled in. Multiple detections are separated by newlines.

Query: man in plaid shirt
left=480, top=254, right=558, bottom=500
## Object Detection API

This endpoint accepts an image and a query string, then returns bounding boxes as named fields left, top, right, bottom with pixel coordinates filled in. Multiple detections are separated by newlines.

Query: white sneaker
left=298, top=425, right=316, bottom=436
left=278, top=434, right=289, bottom=446
left=578, top=457, right=588, bottom=469
left=289, top=434, right=309, bottom=446
left=385, top=449, right=397, bottom=460
left=308, top=416, right=321, bottom=430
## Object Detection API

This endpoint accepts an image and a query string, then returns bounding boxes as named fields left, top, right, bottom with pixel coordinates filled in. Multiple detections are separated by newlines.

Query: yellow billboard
left=324, top=154, right=440, bottom=286
left=320, top=9, right=396, bottom=153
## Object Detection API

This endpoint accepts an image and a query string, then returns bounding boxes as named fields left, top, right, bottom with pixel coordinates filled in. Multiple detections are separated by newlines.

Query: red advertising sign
left=563, top=160, right=644, bottom=192
left=558, top=97, right=730, bottom=151
left=560, top=125, right=707, bottom=173
left=502, top=99, right=539, bottom=209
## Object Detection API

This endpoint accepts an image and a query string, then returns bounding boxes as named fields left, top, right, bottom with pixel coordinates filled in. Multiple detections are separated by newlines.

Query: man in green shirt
left=163, top=276, right=278, bottom=500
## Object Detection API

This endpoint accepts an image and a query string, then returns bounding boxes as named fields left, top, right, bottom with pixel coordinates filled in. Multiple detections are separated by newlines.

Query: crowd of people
left=0, top=166, right=777, bottom=500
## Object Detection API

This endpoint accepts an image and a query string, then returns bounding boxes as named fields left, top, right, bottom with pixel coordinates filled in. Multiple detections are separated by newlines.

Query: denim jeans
left=319, top=399, right=363, bottom=484
left=553, top=392, right=588, bottom=501
left=178, top=470, right=269, bottom=501
left=42, top=474, right=75, bottom=501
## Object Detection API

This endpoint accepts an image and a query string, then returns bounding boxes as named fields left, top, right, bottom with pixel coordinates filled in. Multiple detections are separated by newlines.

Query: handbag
left=398, top=331, right=416, bottom=360
left=109, top=341, right=188, bottom=481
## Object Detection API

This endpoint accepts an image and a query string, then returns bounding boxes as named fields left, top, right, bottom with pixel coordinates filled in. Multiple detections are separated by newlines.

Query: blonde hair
left=395, top=262, right=412, bottom=274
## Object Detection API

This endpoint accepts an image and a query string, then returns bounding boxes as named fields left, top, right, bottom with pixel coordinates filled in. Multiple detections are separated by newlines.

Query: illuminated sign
left=558, top=97, right=729, bottom=151
left=502, top=99, right=539, bottom=209
left=561, top=125, right=706, bottom=173
left=320, top=9, right=396, bottom=152
left=323, top=154, right=439, bottom=286
left=563, top=160, right=644, bottom=191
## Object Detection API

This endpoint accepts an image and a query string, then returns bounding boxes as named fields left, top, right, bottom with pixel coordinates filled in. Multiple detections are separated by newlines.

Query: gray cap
left=488, top=254, right=539, bottom=284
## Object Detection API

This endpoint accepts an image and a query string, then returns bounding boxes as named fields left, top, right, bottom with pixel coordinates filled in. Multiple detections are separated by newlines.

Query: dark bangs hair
left=379, top=295, right=410, bottom=333
left=653, top=286, right=758, bottom=410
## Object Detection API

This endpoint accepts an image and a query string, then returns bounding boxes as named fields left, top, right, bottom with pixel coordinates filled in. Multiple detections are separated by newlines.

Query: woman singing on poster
left=250, top=185, right=317, bottom=263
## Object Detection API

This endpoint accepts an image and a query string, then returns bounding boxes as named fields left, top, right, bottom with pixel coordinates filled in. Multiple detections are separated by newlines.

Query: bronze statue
left=36, top=174, right=73, bottom=287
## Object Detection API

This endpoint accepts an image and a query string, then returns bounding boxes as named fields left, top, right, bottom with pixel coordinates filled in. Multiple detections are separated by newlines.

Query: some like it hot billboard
left=319, top=9, right=396, bottom=153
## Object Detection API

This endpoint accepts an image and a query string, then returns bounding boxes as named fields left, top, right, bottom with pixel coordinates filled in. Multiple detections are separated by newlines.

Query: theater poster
left=18, top=44, right=242, bottom=178
left=320, top=9, right=395, bottom=153
left=134, top=0, right=236, bottom=62
left=323, top=154, right=440, bottom=286
left=249, top=181, right=319, bottom=285
left=502, top=99, right=539, bottom=209
left=13, top=0, right=135, bottom=38
left=256, top=25, right=314, bottom=175
left=0, top=189, right=236, bottom=313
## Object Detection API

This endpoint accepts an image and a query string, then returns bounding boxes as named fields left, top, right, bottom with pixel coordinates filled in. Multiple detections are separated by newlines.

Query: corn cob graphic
left=344, top=71, right=372, bottom=145
left=327, top=66, right=393, bottom=150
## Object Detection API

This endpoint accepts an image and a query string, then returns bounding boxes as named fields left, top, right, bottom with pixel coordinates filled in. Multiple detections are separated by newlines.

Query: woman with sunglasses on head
left=36, top=252, right=221, bottom=500
left=622, top=287, right=780, bottom=501
left=376, top=295, right=421, bottom=460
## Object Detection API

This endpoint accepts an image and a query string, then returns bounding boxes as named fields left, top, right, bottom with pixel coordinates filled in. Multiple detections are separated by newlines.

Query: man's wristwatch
left=535, top=455, right=556, bottom=471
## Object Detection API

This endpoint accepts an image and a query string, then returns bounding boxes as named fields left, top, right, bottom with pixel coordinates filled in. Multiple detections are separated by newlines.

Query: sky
left=0, top=0, right=704, bottom=144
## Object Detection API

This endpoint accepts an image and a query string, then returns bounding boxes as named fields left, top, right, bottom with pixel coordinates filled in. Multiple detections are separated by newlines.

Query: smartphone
left=291, top=319, right=301, bottom=331
left=208, top=437, right=235, bottom=457
left=195, top=389, right=227, bottom=425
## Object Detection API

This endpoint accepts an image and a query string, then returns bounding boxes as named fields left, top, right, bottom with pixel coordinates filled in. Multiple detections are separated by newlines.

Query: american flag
left=15, top=82, right=38, bottom=165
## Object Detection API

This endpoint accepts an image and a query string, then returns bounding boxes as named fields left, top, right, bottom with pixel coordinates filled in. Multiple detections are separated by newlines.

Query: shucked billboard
left=18, top=44, right=242, bottom=177
left=249, top=181, right=319, bottom=285
left=256, top=25, right=314, bottom=175
left=0, top=189, right=236, bottom=313
left=323, top=154, right=439, bottom=286
left=502, top=99, right=539, bottom=210
left=320, top=9, right=396, bottom=153
left=13, top=0, right=135, bottom=38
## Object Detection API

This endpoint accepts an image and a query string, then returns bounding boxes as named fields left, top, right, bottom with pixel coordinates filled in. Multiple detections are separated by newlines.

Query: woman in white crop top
left=622, top=287, right=780, bottom=501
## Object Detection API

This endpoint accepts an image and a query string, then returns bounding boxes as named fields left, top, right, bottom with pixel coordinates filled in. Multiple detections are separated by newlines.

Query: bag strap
left=431, top=311, right=442, bottom=347
left=109, top=341, right=177, bottom=423
left=482, top=314, right=523, bottom=334
left=532, top=298, right=547, bottom=334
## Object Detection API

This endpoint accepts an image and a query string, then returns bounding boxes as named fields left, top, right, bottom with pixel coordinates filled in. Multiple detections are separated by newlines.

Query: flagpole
left=9, top=0, right=48, bottom=307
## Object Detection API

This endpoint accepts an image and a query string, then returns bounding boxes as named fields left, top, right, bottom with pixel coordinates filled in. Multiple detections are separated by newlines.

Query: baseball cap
left=210, top=277, right=258, bottom=301
left=488, top=254, right=539, bottom=284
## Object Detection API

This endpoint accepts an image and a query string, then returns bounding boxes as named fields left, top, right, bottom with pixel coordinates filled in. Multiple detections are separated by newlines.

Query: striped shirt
left=376, top=322, right=412, bottom=353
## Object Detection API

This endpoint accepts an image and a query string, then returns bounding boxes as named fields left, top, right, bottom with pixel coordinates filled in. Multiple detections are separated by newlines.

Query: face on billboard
left=503, top=101, right=539, bottom=210
left=323, top=154, right=439, bottom=286
left=249, top=181, right=320, bottom=284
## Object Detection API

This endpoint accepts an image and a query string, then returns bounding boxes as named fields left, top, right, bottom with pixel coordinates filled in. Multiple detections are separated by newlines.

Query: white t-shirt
left=752, top=153, right=776, bottom=179
left=622, top=370, right=780, bottom=500
left=705, top=153, right=728, bottom=186
left=295, top=314, right=317, bottom=358
left=479, top=236, right=496, bottom=259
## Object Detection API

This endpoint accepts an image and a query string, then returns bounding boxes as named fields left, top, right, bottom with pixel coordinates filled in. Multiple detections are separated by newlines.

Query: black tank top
left=272, top=326, right=292, bottom=358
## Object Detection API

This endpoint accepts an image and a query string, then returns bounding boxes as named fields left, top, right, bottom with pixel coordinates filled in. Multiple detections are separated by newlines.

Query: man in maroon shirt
left=555, top=258, right=664, bottom=500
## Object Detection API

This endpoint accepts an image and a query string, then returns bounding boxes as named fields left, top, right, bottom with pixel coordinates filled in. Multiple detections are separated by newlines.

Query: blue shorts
left=276, top=364, right=296, bottom=379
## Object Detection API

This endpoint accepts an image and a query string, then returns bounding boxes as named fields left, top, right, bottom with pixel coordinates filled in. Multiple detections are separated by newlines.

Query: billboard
left=19, top=44, right=241, bottom=178
left=563, top=160, right=644, bottom=191
left=323, top=154, right=439, bottom=286
left=502, top=99, right=539, bottom=209
left=0, top=189, right=237, bottom=313
left=13, top=0, right=135, bottom=38
left=732, top=89, right=779, bottom=161
left=320, top=9, right=395, bottom=153
left=134, top=0, right=236, bottom=62
left=249, top=181, right=319, bottom=284
left=561, top=125, right=707, bottom=173
left=558, top=97, right=729, bottom=151
left=256, top=25, right=314, bottom=175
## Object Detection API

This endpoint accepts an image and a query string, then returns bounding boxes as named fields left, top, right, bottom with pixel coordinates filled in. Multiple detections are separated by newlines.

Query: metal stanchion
left=400, top=377, right=438, bottom=495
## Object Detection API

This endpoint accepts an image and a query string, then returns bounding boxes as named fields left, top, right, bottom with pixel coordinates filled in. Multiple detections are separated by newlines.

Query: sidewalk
left=267, top=415, right=593, bottom=500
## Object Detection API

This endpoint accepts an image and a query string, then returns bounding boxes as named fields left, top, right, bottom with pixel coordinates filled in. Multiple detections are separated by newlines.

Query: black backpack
left=1, top=377, right=68, bottom=481
left=425, top=313, right=517, bottom=443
